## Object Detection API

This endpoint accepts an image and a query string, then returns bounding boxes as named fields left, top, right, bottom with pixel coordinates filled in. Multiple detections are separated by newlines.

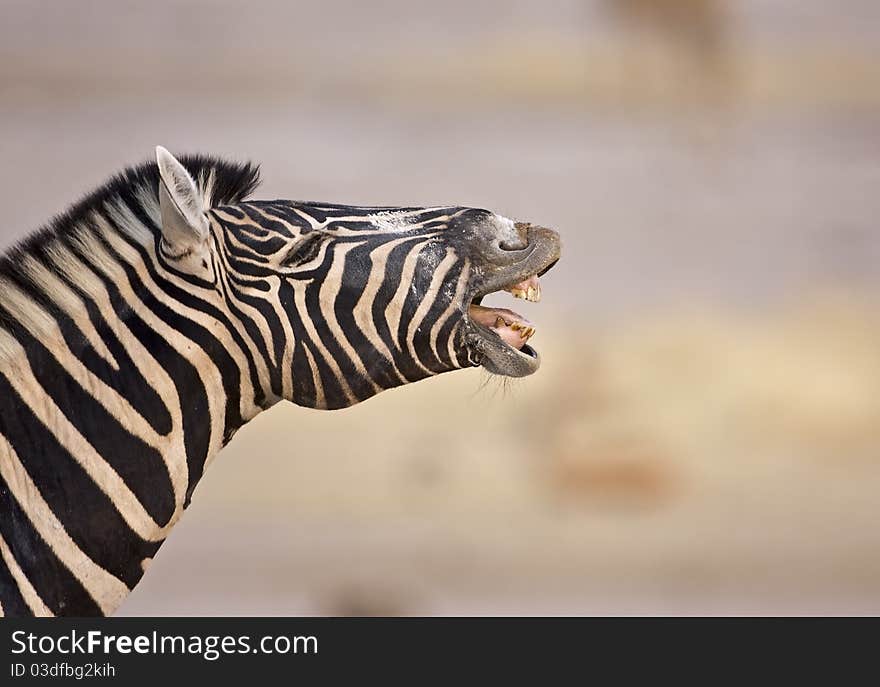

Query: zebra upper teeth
left=506, top=275, right=541, bottom=303
left=467, top=273, right=543, bottom=352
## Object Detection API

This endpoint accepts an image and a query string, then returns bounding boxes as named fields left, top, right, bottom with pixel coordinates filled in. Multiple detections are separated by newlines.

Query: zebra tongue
left=468, top=304, right=536, bottom=351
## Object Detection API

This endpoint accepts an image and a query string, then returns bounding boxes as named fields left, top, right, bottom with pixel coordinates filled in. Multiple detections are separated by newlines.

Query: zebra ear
left=155, top=146, right=209, bottom=249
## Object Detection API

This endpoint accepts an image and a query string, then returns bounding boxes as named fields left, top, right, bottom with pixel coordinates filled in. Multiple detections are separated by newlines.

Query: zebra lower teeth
left=468, top=304, right=535, bottom=351
left=468, top=273, right=542, bottom=352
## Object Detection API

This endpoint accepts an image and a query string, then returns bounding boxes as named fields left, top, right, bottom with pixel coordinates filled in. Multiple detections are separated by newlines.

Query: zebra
left=0, top=147, right=561, bottom=616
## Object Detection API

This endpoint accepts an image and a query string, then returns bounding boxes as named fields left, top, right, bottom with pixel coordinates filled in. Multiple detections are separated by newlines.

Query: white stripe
left=405, top=248, right=458, bottom=370
left=428, top=259, right=470, bottom=366
left=384, top=239, right=432, bottom=375
left=292, top=278, right=356, bottom=407
left=19, top=255, right=120, bottom=370
left=1, top=339, right=172, bottom=541
left=0, top=433, right=129, bottom=615
left=352, top=237, right=417, bottom=384
left=0, top=529, right=53, bottom=616
left=318, top=242, right=381, bottom=394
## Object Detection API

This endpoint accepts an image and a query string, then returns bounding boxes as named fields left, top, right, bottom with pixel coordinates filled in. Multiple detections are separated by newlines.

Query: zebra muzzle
left=464, top=222, right=559, bottom=377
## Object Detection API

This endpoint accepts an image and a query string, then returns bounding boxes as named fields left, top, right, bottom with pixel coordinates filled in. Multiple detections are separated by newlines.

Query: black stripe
left=307, top=341, right=348, bottom=409
left=237, top=206, right=297, bottom=247
left=213, top=205, right=247, bottom=220
left=0, top=467, right=103, bottom=617
left=0, top=315, right=176, bottom=528
left=303, top=245, right=376, bottom=403
left=280, top=279, right=347, bottom=409
left=433, top=310, right=461, bottom=369
left=65, top=229, right=246, bottom=505
left=412, top=259, right=464, bottom=371
left=2, top=258, right=173, bottom=437
left=218, top=275, right=286, bottom=398
left=250, top=203, right=311, bottom=232
left=95, top=219, right=260, bottom=413
left=77, top=263, right=213, bottom=506
left=0, top=370, right=159, bottom=590
left=395, top=243, right=449, bottom=372
left=333, top=243, right=404, bottom=389
left=0, top=547, right=33, bottom=617
left=279, top=282, right=317, bottom=407
left=225, top=267, right=272, bottom=292
left=215, top=268, right=283, bottom=398
left=370, top=240, right=435, bottom=383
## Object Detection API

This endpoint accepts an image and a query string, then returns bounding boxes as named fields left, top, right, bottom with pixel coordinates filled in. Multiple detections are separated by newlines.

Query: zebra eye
left=281, top=233, right=324, bottom=267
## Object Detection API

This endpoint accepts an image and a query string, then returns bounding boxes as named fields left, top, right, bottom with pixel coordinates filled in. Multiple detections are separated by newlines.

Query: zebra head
left=156, top=147, right=561, bottom=410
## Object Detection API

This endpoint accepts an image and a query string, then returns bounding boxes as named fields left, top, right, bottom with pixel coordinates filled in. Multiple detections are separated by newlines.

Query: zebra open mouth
left=468, top=274, right=541, bottom=354
left=465, top=237, right=560, bottom=378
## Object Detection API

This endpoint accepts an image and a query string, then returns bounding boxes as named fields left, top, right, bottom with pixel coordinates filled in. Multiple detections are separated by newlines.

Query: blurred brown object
left=605, top=0, right=727, bottom=49
left=548, top=432, right=679, bottom=510
left=527, top=345, right=681, bottom=511
left=319, top=585, right=412, bottom=617
left=602, top=0, right=735, bottom=107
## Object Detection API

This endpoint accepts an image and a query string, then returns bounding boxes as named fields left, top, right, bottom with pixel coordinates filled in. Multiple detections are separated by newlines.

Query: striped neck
left=0, top=157, right=270, bottom=616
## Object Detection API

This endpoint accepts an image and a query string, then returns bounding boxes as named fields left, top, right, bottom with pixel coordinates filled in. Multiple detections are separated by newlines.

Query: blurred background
left=1, top=0, right=879, bottom=615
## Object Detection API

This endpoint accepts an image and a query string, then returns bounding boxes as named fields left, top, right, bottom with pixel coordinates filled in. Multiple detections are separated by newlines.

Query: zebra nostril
left=496, top=221, right=530, bottom=251
left=497, top=239, right=529, bottom=252
left=498, top=238, right=528, bottom=252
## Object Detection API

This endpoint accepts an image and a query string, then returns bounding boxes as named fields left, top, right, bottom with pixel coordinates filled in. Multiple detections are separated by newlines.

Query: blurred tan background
left=1, top=0, right=879, bottom=615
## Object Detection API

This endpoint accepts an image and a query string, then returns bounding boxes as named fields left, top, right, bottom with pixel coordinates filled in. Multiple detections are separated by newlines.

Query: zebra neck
left=0, top=155, right=268, bottom=615
left=0, top=250, right=271, bottom=616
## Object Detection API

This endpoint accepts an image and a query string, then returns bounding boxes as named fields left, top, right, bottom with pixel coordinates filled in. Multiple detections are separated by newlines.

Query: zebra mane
left=0, top=154, right=261, bottom=281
